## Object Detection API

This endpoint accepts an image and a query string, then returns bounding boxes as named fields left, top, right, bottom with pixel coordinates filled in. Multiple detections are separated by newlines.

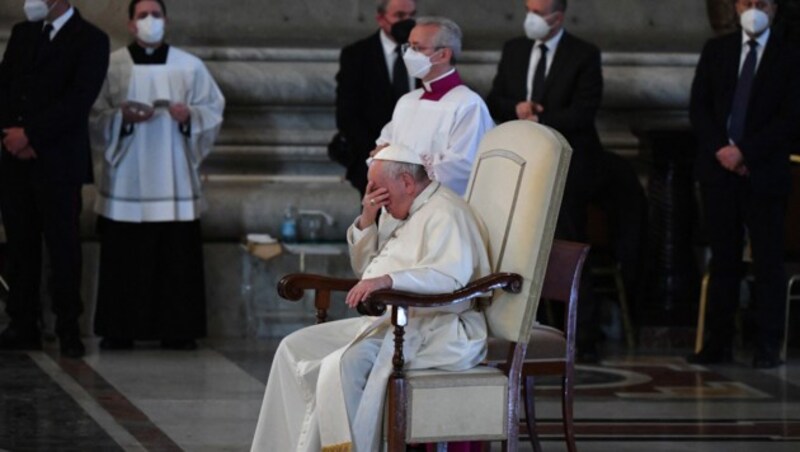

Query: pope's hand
left=346, top=275, right=393, bottom=308
left=358, top=181, right=389, bottom=229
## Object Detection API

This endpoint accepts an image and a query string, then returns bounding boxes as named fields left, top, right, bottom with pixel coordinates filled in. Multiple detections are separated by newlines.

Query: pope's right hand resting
left=346, top=275, right=393, bottom=308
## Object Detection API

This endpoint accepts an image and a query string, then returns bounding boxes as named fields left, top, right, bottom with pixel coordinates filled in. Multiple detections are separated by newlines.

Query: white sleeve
left=185, top=62, right=225, bottom=167
left=347, top=218, right=379, bottom=278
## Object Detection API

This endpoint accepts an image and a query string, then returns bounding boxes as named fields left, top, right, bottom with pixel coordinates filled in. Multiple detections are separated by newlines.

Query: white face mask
left=24, top=0, right=53, bottom=22
left=740, top=8, right=770, bottom=36
left=136, top=15, right=165, bottom=45
left=524, top=12, right=551, bottom=40
left=402, top=48, right=434, bottom=79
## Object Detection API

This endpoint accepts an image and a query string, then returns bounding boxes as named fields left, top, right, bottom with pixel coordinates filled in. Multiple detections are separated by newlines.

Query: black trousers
left=0, top=162, right=83, bottom=336
left=701, top=179, right=787, bottom=353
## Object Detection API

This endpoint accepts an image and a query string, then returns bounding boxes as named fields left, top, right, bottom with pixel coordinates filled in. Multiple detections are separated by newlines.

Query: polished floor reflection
left=1, top=338, right=798, bottom=451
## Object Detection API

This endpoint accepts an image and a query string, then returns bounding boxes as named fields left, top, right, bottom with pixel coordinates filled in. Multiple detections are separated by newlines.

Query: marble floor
left=1, top=337, right=798, bottom=452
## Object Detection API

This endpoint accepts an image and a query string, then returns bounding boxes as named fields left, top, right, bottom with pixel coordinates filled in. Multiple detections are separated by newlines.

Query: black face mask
left=390, top=19, right=415, bottom=44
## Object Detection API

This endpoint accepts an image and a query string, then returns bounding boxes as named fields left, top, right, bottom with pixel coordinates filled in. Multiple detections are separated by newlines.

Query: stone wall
left=0, top=0, right=713, bottom=52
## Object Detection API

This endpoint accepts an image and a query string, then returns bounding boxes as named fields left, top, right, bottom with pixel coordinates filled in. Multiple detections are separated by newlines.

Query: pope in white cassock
left=376, top=17, right=494, bottom=196
left=89, top=0, right=224, bottom=350
left=251, top=145, right=492, bottom=452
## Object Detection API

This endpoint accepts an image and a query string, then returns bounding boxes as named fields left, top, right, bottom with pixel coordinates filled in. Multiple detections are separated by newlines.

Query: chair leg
left=522, top=375, right=543, bottom=452
left=695, top=273, right=710, bottom=354
left=613, top=265, right=636, bottom=349
left=561, top=375, right=577, bottom=452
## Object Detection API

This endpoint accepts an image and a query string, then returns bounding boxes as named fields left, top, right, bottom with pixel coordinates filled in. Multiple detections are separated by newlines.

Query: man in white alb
left=251, top=145, right=491, bottom=452
left=376, top=16, right=494, bottom=196
left=89, top=0, right=225, bottom=350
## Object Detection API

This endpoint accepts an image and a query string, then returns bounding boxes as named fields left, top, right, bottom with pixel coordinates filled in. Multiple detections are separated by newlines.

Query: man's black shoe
left=753, top=349, right=784, bottom=369
left=0, top=324, right=42, bottom=350
left=99, top=338, right=134, bottom=350
left=59, top=334, right=86, bottom=359
left=160, top=339, right=197, bottom=350
left=687, top=347, right=733, bottom=364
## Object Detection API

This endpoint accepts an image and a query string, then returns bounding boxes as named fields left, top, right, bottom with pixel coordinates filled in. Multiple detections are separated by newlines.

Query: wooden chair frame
left=520, top=241, right=589, bottom=452
left=278, top=242, right=588, bottom=452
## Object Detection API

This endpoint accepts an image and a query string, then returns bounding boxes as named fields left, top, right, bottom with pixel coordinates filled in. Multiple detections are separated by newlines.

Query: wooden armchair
left=278, top=120, right=572, bottom=451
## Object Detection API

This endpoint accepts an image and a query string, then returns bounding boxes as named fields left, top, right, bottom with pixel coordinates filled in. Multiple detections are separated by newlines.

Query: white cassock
left=376, top=70, right=495, bottom=196
left=90, top=46, right=225, bottom=222
left=251, top=182, right=492, bottom=452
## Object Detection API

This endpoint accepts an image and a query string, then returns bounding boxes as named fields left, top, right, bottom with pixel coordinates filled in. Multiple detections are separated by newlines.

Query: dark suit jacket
left=334, top=31, right=399, bottom=190
left=487, top=31, right=604, bottom=189
left=0, top=9, right=110, bottom=185
left=690, top=27, right=800, bottom=196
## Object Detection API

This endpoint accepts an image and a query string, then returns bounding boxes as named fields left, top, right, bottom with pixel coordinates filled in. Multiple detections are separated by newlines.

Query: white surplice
left=251, top=182, right=492, bottom=452
left=90, top=46, right=225, bottom=222
left=376, top=72, right=494, bottom=196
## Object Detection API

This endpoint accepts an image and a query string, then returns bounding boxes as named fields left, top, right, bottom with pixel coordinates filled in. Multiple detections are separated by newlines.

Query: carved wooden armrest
left=360, top=272, right=523, bottom=377
left=361, top=272, right=523, bottom=317
left=277, top=274, right=359, bottom=323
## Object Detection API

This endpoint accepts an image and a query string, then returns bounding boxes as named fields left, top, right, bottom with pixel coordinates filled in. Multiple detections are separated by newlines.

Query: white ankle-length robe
left=251, top=182, right=492, bottom=452
left=89, top=46, right=224, bottom=222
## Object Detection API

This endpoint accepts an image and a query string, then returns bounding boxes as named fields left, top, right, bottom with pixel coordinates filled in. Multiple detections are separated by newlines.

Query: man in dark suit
left=332, top=0, right=416, bottom=196
left=689, top=0, right=800, bottom=369
left=0, top=0, right=110, bottom=358
left=488, top=0, right=647, bottom=359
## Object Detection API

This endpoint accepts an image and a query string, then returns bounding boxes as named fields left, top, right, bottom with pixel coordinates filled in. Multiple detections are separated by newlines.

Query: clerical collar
left=128, top=42, right=170, bottom=65
left=420, top=69, right=462, bottom=101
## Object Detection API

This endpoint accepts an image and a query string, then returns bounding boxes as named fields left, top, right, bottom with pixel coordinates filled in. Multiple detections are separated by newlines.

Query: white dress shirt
left=45, top=6, right=74, bottom=40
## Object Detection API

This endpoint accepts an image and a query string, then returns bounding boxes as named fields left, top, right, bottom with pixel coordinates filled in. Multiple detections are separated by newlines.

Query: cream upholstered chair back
left=464, top=120, right=572, bottom=344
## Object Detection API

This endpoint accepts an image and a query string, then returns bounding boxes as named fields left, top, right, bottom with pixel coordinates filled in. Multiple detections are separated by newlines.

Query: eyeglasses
left=401, top=43, right=444, bottom=54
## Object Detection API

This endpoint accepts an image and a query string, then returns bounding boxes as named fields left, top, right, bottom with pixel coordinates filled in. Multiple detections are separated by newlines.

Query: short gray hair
left=415, top=16, right=462, bottom=61
left=382, top=161, right=429, bottom=183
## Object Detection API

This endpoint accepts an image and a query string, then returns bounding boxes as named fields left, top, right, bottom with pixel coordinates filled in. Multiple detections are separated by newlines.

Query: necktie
left=728, top=40, right=758, bottom=144
left=42, top=23, right=54, bottom=42
left=392, top=45, right=410, bottom=100
left=530, top=44, right=548, bottom=103
left=36, top=23, right=54, bottom=59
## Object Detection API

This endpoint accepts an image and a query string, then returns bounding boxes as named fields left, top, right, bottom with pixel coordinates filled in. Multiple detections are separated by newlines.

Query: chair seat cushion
left=486, top=323, right=566, bottom=362
left=403, top=366, right=508, bottom=443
